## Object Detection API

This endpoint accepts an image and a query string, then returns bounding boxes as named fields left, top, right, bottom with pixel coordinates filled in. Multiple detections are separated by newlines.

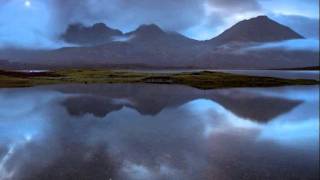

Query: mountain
left=128, top=24, right=166, bottom=39
left=210, top=16, right=304, bottom=44
left=46, top=24, right=202, bottom=67
left=0, top=16, right=318, bottom=70
left=125, top=24, right=199, bottom=46
left=61, top=23, right=123, bottom=46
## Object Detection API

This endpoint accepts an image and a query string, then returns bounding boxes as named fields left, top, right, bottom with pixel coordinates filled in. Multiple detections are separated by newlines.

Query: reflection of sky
left=258, top=98, right=319, bottom=148
left=0, top=89, right=64, bottom=142
left=260, top=118, right=318, bottom=147
left=0, top=85, right=318, bottom=179
left=228, top=85, right=319, bottom=148
left=0, top=89, right=66, bottom=179
left=183, top=99, right=262, bottom=136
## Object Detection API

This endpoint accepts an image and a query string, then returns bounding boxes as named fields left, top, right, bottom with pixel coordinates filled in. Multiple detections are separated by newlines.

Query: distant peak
left=236, top=16, right=274, bottom=25
left=67, top=23, right=84, bottom=30
left=62, top=22, right=123, bottom=45
left=66, top=23, right=109, bottom=31
left=211, top=15, right=304, bottom=44
left=92, top=23, right=108, bottom=30
left=135, top=24, right=164, bottom=34
left=253, top=15, right=269, bottom=20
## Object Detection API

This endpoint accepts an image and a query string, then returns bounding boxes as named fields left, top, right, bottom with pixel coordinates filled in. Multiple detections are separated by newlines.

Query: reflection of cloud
left=120, top=161, right=179, bottom=180
left=0, top=89, right=66, bottom=180
left=182, top=99, right=261, bottom=134
left=0, top=145, right=16, bottom=180
left=259, top=118, right=319, bottom=147
left=246, top=86, right=319, bottom=101
left=245, top=39, right=319, bottom=52
left=122, top=162, right=153, bottom=180
left=258, top=90, right=319, bottom=149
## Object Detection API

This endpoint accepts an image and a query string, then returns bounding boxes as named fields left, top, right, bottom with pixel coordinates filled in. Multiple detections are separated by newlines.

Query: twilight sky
left=0, top=0, right=319, bottom=48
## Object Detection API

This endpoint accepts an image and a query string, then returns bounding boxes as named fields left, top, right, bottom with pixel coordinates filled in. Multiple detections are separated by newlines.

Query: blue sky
left=0, top=0, right=319, bottom=48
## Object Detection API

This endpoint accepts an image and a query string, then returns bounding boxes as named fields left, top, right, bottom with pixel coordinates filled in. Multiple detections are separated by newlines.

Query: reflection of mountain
left=0, top=85, right=317, bottom=180
left=210, top=90, right=302, bottom=121
left=62, top=95, right=124, bottom=117
left=60, top=84, right=201, bottom=116
left=56, top=84, right=302, bottom=122
left=1, top=16, right=318, bottom=69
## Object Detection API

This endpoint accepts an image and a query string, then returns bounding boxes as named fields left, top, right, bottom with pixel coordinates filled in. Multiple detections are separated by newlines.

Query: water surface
left=0, top=84, right=319, bottom=180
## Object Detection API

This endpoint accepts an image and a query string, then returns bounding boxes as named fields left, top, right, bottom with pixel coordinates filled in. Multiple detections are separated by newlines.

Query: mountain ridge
left=61, top=23, right=123, bottom=46
left=61, top=16, right=304, bottom=46
left=0, top=16, right=317, bottom=70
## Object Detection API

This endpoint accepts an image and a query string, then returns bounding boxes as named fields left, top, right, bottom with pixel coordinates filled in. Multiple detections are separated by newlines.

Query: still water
left=0, top=84, right=319, bottom=180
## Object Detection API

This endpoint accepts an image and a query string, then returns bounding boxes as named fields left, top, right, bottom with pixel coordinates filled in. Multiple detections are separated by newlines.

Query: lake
left=0, top=84, right=319, bottom=180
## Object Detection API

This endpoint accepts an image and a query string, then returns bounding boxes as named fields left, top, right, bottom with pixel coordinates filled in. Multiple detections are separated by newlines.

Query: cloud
left=183, top=0, right=263, bottom=40
left=0, top=0, right=319, bottom=48
left=270, top=14, right=319, bottom=38
left=245, top=39, right=320, bottom=52
left=258, top=0, right=319, bottom=18
left=111, top=35, right=135, bottom=42
left=52, top=0, right=205, bottom=32
left=0, top=0, right=68, bottom=49
left=208, top=0, right=261, bottom=13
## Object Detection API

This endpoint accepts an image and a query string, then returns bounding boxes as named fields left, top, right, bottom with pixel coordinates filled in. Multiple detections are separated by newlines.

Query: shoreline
left=0, top=69, right=319, bottom=89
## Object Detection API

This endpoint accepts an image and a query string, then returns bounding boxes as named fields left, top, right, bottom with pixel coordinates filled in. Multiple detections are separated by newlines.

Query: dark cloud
left=208, top=0, right=261, bottom=13
left=0, top=0, right=318, bottom=49
left=52, top=0, right=205, bottom=32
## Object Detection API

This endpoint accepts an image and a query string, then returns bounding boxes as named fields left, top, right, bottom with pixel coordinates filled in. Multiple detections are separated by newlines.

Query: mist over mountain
left=0, top=16, right=318, bottom=70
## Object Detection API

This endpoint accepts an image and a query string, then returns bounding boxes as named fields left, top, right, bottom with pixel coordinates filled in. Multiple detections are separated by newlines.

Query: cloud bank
left=246, top=39, right=320, bottom=52
left=0, top=0, right=319, bottom=48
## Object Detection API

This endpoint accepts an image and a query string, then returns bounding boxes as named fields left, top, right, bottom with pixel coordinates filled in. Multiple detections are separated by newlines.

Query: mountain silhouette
left=0, top=16, right=317, bottom=70
left=62, top=23, right=123, bottom=46
left=210, top=16, right=304, bottom=44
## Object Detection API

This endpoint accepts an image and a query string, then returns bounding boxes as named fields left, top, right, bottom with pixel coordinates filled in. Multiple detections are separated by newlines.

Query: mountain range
left=0, top=16, right=318, bottom=69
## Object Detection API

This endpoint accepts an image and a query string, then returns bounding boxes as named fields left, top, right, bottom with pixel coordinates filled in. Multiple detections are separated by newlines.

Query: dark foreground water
left=0, top=84, right=319, bottom=180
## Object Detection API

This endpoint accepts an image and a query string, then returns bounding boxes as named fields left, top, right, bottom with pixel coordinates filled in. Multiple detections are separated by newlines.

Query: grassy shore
left=0, top=69, right=318, bottom=89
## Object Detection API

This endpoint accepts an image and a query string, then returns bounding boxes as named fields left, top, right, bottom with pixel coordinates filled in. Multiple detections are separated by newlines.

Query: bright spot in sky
left=24, top=0, right=31, bottom=7
left=24, top=134, right=33, bottom=142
